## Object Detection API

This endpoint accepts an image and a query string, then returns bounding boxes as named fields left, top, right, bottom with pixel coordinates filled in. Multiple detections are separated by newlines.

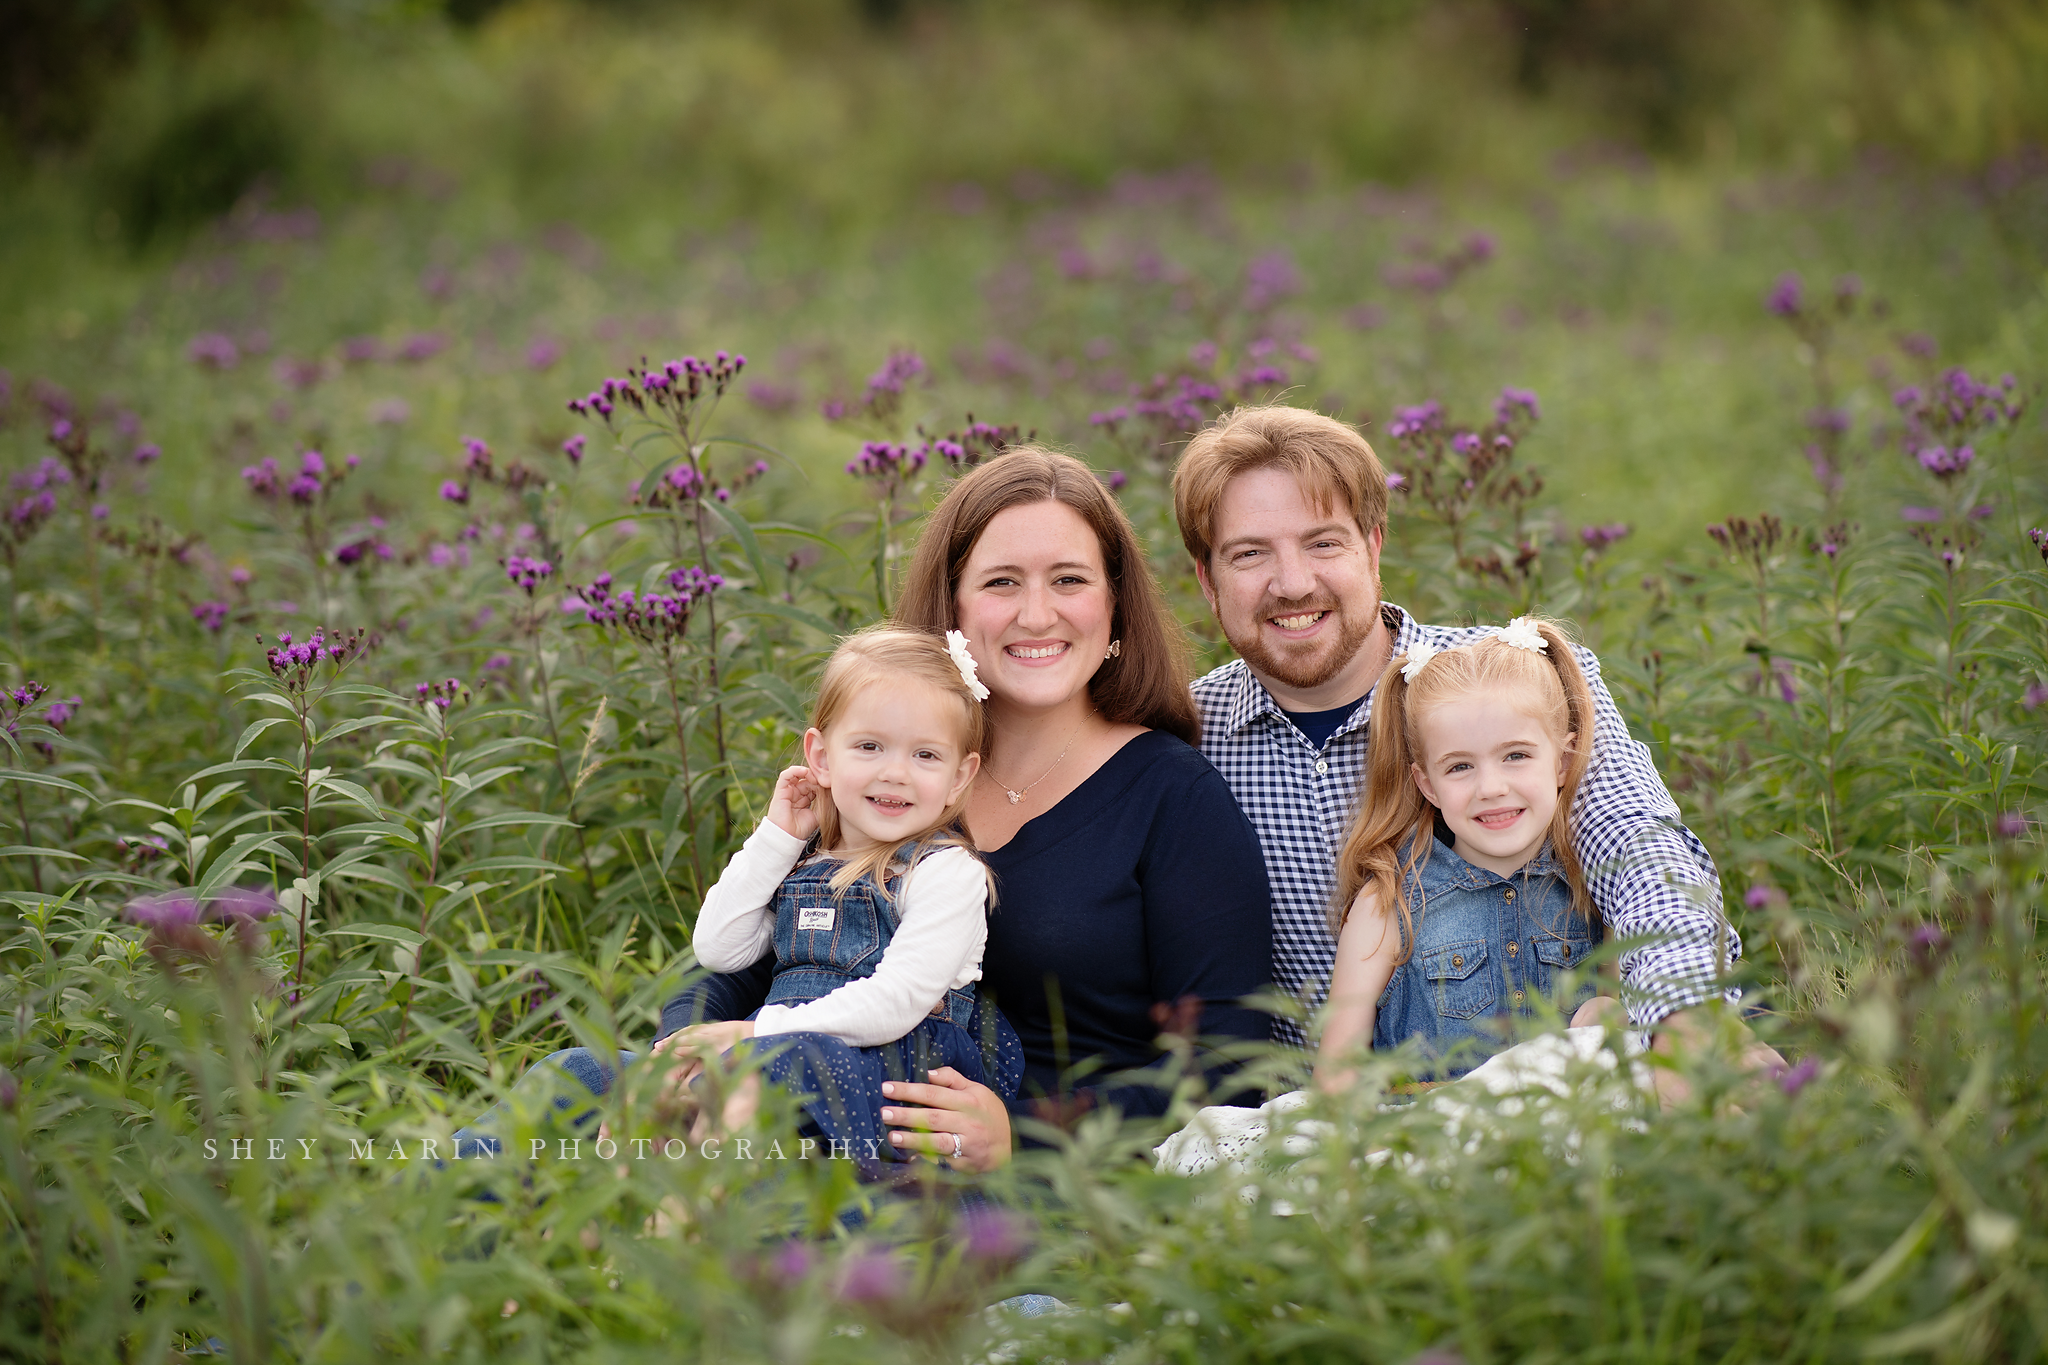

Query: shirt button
left=1503, top=888, right=1516, bottom=902
left=1506, top=942, right=1518, bottom=957
left=1451, top=954, right=1464, bottom=968
left=1514, top=990, right=1525, bottom=1004
left=1315, top=759, right=1327, bottom=774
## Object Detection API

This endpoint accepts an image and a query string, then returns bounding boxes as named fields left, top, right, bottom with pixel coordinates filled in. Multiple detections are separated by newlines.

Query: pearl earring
left=1104, top=639, right=1122, bottom=660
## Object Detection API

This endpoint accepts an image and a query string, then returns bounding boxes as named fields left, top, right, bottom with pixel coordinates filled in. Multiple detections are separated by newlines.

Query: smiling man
left=1174, top=404, right=1743, bottom=1052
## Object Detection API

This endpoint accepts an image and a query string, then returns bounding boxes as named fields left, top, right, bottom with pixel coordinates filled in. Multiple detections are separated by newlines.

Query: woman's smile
left=1005, top=640, right=1069, bottom=662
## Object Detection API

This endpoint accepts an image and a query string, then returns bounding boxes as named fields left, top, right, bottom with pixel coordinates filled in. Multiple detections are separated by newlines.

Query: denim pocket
left=1419, top=939, right=1493, bottom=1020
left=1531, top=935, right=1597, bottom=1010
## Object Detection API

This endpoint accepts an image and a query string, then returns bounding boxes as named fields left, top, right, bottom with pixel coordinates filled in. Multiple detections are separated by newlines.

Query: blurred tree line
left=4, top=0, right=2046, bottom=250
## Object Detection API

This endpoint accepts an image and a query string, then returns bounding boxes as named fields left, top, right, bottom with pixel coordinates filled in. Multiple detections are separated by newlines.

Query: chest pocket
left=1420, top=939, right=1493, bottom=1020
left=775, top=875, right=893, bottom=978
left=1531, top=936, right=1591, bottom=972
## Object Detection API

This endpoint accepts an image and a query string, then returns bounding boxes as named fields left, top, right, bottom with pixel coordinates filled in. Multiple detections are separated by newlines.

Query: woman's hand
left=879, top=1068, right=1013, bottom=1173
left=766, top=764, right=823, bottom=841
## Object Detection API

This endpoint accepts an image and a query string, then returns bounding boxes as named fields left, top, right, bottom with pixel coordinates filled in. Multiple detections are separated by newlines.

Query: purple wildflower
left=210, top=887, right=279, bottom=923
left=561, top=434, right=586, bottom=464
left=504, top=555, right=553, bottom=592
left=835, top=1250, right=906, bottom=1304
left=241, top=457, right=281, bottom=498
left=1188, top=341, right=1219, bottom=369
left=1901, top=507, right=1942, bottom=523
left=1743, top=885, right=1781, bottom=910
left=188, top=333, right=241, bottom=369
left=957, top=1206, right=1031, bottom=1262
left=440, top=480, right=468, bottom=504
left=1579, top=522, right=1632, bottom=551
left=526, top=337, right=563, bottom=371
left=1777, top=1056, right=1820, bottom=1097
left=133, top=442, right=161, bottom=465
left=1244, top=251, right=1302, bottom=309
left=397, top=332, right=448, bottom=363
left=193, top=601, right=230, bottom=632
left=127, top=893, right=203, bottom=930
left=1995, top=811, right=2029, bottom=839
left=1495, top=387, right=1541, bottom=424
left=1766, top=272, right=1802, bottom=318
left=1916, top=445, right=1974, bottom=479
left=1104, top=469, right=1128, bottom=491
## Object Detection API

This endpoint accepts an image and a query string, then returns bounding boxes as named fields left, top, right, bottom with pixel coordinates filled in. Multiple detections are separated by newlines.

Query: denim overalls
left=1373, top=837, right=1601, bottom=1079
left=766, top=852, right=978, bottom=1030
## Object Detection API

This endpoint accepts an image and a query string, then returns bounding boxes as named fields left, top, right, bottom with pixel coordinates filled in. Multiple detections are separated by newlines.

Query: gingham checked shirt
left=1192, top=603, right=1741, bottom=1049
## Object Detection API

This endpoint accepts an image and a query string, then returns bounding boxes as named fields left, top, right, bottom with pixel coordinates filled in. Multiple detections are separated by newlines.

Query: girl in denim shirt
left=667, top=626, right=1021, bottom=1164
left=1316, top=616, right=1603, bottom=1090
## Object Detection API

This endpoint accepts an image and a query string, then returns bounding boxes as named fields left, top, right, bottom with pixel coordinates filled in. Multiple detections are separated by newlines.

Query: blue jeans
left=451, top=957, right=777, bottom=1159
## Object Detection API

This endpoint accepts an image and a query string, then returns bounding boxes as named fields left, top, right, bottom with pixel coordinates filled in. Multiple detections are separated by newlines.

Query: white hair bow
left=1494, top=617, right=1549, bottom=653
left=946, top=630, right=991, bottom=701
left=1399, top=640, right=1440, bottom=683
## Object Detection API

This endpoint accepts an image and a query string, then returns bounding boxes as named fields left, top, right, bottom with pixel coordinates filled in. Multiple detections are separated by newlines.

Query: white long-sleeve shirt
left=692, top=820, right=989, bottom=1048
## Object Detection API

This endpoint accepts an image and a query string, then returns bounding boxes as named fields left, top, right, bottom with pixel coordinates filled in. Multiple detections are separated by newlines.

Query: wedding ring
left=950, top=1132, right=964, bottom=1161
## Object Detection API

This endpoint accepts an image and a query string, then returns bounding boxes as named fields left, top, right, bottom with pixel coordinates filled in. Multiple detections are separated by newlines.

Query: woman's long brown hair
left=894, top=446, right=1199, bottom=745
left=1332, top=617, right=1596, bottom=964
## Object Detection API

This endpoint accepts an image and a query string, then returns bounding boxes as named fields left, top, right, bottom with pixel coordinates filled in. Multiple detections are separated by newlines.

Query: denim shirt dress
left=1373, top=837, right=1602, bottom=1079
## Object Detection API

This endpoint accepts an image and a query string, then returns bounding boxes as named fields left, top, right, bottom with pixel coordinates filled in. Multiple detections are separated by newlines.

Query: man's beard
left=1229, top=598, right=1377, bottom=692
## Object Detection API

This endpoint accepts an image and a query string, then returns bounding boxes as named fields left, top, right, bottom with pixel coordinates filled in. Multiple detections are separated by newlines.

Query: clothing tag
left=796, top=905, right=835, bottom=932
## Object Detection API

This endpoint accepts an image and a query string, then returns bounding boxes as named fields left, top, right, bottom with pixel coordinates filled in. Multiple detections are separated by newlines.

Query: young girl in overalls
left=1316, top=616, right=1603, bottom=1092
left=669, top=625, right=1022, bottom=1167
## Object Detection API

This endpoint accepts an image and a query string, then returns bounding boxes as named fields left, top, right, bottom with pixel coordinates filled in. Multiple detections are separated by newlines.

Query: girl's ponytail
left=1331, top=651, right=1437, bottom=955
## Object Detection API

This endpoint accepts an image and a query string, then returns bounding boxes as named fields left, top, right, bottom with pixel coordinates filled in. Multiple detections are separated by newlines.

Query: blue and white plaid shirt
left=1192, top=603, right=1741, bottom=1049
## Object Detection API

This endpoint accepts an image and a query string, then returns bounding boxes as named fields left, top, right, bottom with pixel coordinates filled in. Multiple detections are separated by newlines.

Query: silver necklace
left=984, top=725, right=1082, bottom=805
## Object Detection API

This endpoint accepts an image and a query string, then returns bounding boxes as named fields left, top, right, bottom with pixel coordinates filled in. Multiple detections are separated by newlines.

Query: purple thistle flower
left=1579, top=522, right=1632, bottom=551
left=1188, top=341, right=1219, bottom=369
left=1995, top=811, right=2029, bottom=839
left=1495, top=387, right=1541, bottom=425
left=526, top=337, right=563, bottom=371
left=2025, top=682, right=2048, bottom=710
left=286, top=473, right=321, bottom=505
left=342, top=335, right=384, bottom=364
left=90, top=503, right=108, bottom=521
left=1238, top=364, right=1288, bottom=388
left=1777, top=1056, right=1820, bottom=1096
left=1743, top=885, right=1781, bottom=910
left=133, top=442, right=161, bottom=465
left=865, top=350, right=927, bottom=398
left=504, top=555, right=553, bottom=592
left=1900, top=507, right=1942, bottom=523
left=241, top=457, right=281, bottom=498
left=440, top=480, right=468, bottom=505
left=1775, top=662, right=1799, bottom=704
left=1915, top=445, right=1974, bottom=479
left=193, top=601, right=230, bottom=632
left=462, top=437, right=492, bottom=473
left=957, top=1206, right=1031, bottom=1262
left=561, top=434, right=586, bottom=464
left=1244, top=250, right=1302, bottom=309
left=210, top=887, right=279, bottom=923
left=835, top=1249, right=906, bottom=1304
left=770, top=1240, right=820, bottom=1287
left=127, top=893, right=203, bottom=930
left=1104, top=469, right=1128, bottom=491
left=1386, top=471, right=1407, bottom=491
left=1766, top=272, right=1802, bottom=318
left=485, top=652, right=512, bottom=670
left=188, top=333, right=241, bottom=370
left=397, top=332, right=448, bottom=363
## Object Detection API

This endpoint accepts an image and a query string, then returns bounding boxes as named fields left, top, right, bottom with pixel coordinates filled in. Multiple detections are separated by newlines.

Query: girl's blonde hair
left=810, top=625, right=991, bottom=900
left=1332, top=617, right=1596, bottom=963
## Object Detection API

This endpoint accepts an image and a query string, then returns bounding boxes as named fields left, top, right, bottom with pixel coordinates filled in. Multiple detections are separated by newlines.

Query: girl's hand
left=652, top=1021, right=756, bottom=1089
left=879, top=1068, right=1013, bottom=1173
left=766, top=764, right=823, bottom=841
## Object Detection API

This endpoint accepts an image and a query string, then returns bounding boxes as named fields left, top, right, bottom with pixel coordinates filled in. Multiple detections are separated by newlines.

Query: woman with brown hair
left=872, top=447, right=1272, bottom=1169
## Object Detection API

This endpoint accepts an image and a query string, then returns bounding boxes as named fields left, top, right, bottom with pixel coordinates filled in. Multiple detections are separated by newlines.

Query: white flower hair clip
left=1494, top=617, right=1549, bottom=653
left=1399, top=640, right=1440, bottom=683
left=946, top=630, right=990, bottom=701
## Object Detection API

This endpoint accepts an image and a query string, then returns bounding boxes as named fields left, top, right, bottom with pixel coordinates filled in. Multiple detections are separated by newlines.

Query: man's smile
left=1269, top=610, right=1330, bottom=633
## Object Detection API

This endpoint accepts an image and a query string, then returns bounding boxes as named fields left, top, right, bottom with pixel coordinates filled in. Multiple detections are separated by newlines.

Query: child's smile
left=805, top=679, right=980, bottom=852
left=1409, top=693, right=1572, bottom=878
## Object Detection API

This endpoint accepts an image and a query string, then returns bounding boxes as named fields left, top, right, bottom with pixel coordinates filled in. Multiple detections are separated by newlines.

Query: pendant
left=1005, top=790, right=1023, bottom=804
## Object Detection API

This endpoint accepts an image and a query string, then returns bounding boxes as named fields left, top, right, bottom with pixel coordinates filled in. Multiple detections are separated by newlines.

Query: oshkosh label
left=796, top=905, right=835, bottom=932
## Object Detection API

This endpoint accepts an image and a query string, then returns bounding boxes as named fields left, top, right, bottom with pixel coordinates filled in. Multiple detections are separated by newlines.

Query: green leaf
left=328, top=922, right=425, bottom=948
left=185, top=758, right=297, bottom=785
left=311, top=776, right=385, bottom=816
left=705, top=497, right=771, bottom=585
left=730, top=598, right=842, bottom=639
left=0, top=845, right=86, bottom=861
left=235, top=716, right=297, bottom=759
left=459, top=856, right=573, bottom=876
left=0, top=768, right=95, bottom=801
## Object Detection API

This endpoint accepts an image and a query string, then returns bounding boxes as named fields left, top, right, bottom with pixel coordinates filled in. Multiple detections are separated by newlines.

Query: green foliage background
left=0, top=1, right=2045, bottom=1361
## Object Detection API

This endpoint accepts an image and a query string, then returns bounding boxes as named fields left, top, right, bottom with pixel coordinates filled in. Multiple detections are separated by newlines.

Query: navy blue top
left=1280, top=697, right=1365, bottom=751
left=980, top=729, right=1273, bottom=1121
